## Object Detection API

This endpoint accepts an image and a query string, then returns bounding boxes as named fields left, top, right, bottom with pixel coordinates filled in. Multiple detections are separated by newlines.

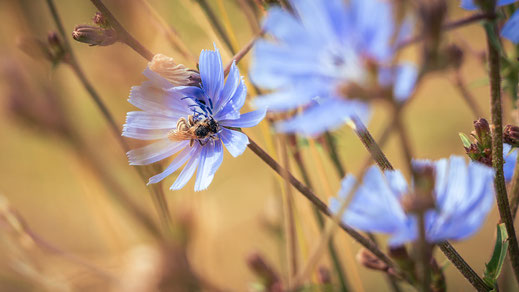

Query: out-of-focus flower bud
left=505, top=125, right=519, bottom=147
left=445, top=44, right=464, bottom=70
left=17, top=32, right=68, bottom=65
left=317, top=266, right=331, bottom=284
left=357, top=248, right=389, bottom=272
left=247, top=252, right=282, bottom=292
left=72, top=25, right=118, bottom=46
left=418, top=0, right=447, bottom=71
left=149, top=54, right=201, bottom=87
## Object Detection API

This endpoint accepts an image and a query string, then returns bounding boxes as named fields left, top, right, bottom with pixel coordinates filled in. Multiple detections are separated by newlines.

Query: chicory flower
left=329, top=156, right=495, bottom=246
left=250, top=0, right=417, bottom=136
left=123, top=47, right=266, bottom=191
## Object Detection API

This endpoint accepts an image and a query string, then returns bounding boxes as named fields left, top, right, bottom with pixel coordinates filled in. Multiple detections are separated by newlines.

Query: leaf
left=459, top=133, right=472, bottom=148
left=483, top=223, right=509, bottom=288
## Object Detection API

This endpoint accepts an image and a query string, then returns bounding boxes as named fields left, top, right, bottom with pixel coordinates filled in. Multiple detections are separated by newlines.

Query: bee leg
left=198, top=139, right=206, bottom=146
left=190, top=139, right=194, bottom=147
left=188, top=115, right=195, bottom=126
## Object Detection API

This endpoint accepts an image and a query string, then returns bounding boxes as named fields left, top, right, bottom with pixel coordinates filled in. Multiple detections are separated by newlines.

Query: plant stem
left=90, top=0, right=154, bottom=61
left=485, top=13, right=519, bottom=285
left=509, top=157, right=519, bottom=219
left=323, top=131, right=346, bottom=177
left=397, top=12, right=496, bottom=50
left=290, top=139, right=350, bottom=292
left=195, top=0, right=236, bottom=54
left=279, top=135, right=298, bottom=282
left=246, top=137, right=396, bottom=271
left=224, top=31, right=263, bottom=76
left=351, top=117, right=393, bottom=171
left=45, top=0, right=172, bottom=235
left=453, top=71, right=484, bottom=118
left=438, top=242, right=492, bottom=291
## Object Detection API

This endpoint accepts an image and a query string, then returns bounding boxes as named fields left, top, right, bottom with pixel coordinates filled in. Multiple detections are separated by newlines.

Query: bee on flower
left=122, top=47, right=266, bottom=191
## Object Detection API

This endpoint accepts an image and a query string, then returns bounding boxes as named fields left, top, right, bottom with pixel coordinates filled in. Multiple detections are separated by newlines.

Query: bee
left=168, top=115, right=220, bottom=146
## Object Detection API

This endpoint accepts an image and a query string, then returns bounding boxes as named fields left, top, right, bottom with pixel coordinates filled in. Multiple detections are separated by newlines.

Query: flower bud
left=504, top=125, right=519, bottom=147
left=356, top=248, right=389, bottom=271
left=246, top=252, right=281, bottom=291
left=149, top=54, right=201, bottom=86
left=475, top=118, right=492, bottom=149
left=72, top=25, right=118, bottom=46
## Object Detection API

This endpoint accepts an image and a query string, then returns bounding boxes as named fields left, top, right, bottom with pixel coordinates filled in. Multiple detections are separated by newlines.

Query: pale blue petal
left=199, top=46, right=224, bottom=102
left=502, top=10, right=519, bottom=43
left=393, top=63, right=418, bottom=102
left=504, top=143, right=517, bottom=182
left=194, top=140, right=224, bottom=191
left=125, top=111, right=177, bottom=129
left=220, top=128, right=249, bottom=157
left=276, top=99, right=370, bottom=136
left=215, top=61, right=240, bottom=113
left=147, top=145, right=198, bottom=184
left=341, top=167, right=409, bottom=234
left=290, top=0, right=336, bottom=42
left=142, top=67, right=173, bottom=89
left=250, top=40, right=320, bottom=90
left=214, top=79, right=247, bottom=120
left=384, top=170, right=409, bottom=196
left=170, top=145, right=203, bottom=190
left=129, top=83, right=191, bottom=118
left=219, top=109, right=266, bottom=128
left=262, top=7, right=310, bottom=45
left=128, top=139, right=189, bottom=165
left=122, top=126, right=170, bottom=140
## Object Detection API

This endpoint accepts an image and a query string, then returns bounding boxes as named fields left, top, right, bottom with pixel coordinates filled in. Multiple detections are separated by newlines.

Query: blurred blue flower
left=250, top=0, right=417, bottom=136
left=461, top=0, right=519, bottom=43
left=123, top=47, right=266, bottom=191
left=329, top=156, right=495, bottom=246
left=504, top=143, right=518, bottom=182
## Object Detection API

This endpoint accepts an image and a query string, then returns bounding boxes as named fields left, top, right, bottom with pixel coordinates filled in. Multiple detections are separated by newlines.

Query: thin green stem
left=45, top=0, right=172, bottom=235
left=484, top=14, right=519, bottom=284
left=438, top=242, right=492, bottom=292
left=195, top=0, right=236, bottom=55
left=246, top=137, right=397, bottom=272
left=290, top=139, right=350, bottom=292
left=324, top=131, right=346, bottom=178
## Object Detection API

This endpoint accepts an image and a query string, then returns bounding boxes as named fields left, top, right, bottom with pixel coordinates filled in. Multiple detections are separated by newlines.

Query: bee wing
left=168, top=130, right=197, bottom=141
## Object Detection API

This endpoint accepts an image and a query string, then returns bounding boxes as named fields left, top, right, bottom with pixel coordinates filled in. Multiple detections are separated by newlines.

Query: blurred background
left=0, top=0, right=516, bottom=291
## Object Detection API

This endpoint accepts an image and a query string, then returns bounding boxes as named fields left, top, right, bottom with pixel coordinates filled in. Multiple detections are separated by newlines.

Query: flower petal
left=122, top=126, right=170, bottom=140
left=504, top=143, right=517, bottom=182
left=194, top=140, right=224, bottom=191
left=147, top=145, right=198, bottom=184
left=128, top=139, right=189, bottom=165
left=393, top=63, right=418, bottom=102
left=502, top=9, right=519, bottom=44
left=214, top=61, right=240, bottom=113
left=125, top=111, right=177, bottom=130
left=129, top=83, right=191, bottom=118
left=219, top=109, right=266, bottom=128
left=220, top=128, right=249, bottom=157
left=276, top=99, right=370, bottom=136
left=199, top=46, right=224, bottom=103
left=170, top=145, right=203, bottom=190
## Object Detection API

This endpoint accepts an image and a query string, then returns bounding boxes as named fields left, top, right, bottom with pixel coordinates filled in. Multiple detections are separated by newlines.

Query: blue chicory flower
left=329, top=156, right=495, bottom=246
left=461, top=0, right=519, bottom=43
left=504, top=143, right=518, bottom=182
left=123, top=47, right=266, bottom=191
left=250, top=0, right=418, bottom=136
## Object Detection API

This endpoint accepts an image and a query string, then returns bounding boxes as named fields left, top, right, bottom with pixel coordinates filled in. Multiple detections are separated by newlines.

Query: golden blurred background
left=0, top=0, right=516, bottom=291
